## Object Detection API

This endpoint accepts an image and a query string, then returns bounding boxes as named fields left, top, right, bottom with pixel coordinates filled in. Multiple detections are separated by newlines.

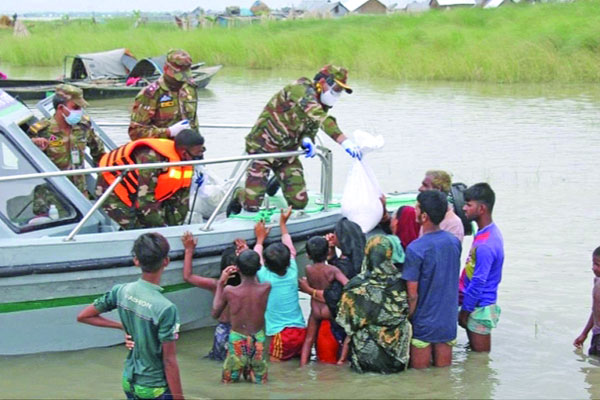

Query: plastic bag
left=188, top=166, right=227, bottom=223
left=340, top=131, right=384, bottom=233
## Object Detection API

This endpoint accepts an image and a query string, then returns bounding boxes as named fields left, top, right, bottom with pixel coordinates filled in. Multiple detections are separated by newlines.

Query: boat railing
left=0, top=148, right=333, bottom=241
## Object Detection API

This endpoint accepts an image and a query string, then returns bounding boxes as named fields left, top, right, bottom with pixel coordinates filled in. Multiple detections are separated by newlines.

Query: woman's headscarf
left=393, top=206, right=419, bottom=249
left=335, top=217, right=366, bottom=277
left=336, top=235, right=411, bottom=372
left=344, top=235, right=403, bottom=292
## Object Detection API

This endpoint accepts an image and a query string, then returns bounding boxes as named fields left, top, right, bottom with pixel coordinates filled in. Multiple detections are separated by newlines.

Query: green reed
left=1, top=0, right=599, bottom=83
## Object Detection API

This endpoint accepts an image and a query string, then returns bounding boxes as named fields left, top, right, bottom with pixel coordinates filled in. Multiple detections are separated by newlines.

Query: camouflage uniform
left=128, top=49, right=198, bottom=140
left=28, top=85, right=105, bottom=215
left=241, top=66, right=350, bottom=211
left=95, top=147, right=189, bottom=229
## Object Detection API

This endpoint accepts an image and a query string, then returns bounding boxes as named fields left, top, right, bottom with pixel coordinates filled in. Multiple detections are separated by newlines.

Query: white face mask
left=320, top=87, right=341, bottom=107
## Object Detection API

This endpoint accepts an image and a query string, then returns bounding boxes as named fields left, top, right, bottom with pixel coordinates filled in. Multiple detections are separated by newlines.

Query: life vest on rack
left=99, top=138, right=193, bottom=207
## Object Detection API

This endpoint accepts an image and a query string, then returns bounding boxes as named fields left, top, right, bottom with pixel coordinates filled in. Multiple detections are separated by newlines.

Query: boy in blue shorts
left=77, top=232, right=183, bottom=400
left=459, top=183, right=504, bottom=352
left=573, top=246, right=600, bottom=355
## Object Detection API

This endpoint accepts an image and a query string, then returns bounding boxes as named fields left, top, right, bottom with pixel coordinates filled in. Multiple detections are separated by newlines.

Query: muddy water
left=1, top=65, right=600, bottom=399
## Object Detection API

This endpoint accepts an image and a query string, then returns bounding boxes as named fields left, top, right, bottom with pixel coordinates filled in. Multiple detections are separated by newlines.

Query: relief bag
left=341, top=130, right=385, bottom=233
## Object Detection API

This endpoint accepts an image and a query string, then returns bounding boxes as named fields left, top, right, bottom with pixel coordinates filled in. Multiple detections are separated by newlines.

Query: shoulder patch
left=79, top=114, right=92, bottom=128
left=28, top=119, right=51, bottom=135
left=143, top=81, right=160, bottom=98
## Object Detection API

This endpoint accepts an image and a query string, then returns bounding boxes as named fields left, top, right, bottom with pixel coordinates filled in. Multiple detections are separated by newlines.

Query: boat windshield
left=0, top=130, right=79, bottom=233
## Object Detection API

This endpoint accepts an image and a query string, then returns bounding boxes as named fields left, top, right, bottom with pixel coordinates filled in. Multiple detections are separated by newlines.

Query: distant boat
left=0, top=48, right=222, bottom=101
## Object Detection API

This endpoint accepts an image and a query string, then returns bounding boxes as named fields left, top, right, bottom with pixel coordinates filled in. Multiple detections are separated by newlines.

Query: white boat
left=0, top=89, right=416, bottom=355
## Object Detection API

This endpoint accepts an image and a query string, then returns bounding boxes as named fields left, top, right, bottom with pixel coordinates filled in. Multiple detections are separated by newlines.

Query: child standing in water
left=300, top=236, right=349, bottom=366
left=212, top=250, right=271, bottom=384
left=253, top=207, right=307, bottom=361
left=182, top=232, right=240, bottom=361
left=574, top=246, right=600, bottom=355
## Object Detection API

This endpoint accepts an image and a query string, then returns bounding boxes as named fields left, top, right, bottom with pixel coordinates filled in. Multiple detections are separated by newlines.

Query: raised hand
left=181, top=231, right=197, bottom=251
left=254, top=220, right=271, bottom=245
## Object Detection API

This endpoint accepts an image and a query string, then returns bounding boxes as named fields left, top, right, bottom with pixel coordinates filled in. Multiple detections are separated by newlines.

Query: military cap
left=165, top=49, right=193, bottom=83
left=55, top=84, right=88, bottom=107
left=318, top=64, right=352, bottom=94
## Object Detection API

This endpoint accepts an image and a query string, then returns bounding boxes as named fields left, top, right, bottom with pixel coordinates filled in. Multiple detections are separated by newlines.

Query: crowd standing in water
left=35, top=47, right=508, bottom=398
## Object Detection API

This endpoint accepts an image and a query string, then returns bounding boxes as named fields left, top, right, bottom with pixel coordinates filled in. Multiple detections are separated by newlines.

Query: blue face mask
left=63, top=107, right=83, bottom=126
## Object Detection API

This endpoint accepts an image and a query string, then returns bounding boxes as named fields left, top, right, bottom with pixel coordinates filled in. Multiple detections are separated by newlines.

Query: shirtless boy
left=212, top=250, right=271, bottom=384
left=300, top=236, right=349, bottom=367
left=574, top=246, right=600, bottom=355
left=182, top=232, right=240, bottom=361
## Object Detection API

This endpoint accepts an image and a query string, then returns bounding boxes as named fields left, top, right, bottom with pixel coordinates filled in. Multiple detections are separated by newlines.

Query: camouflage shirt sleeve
left=163, top=187, right=189, bottom=226
left=128, top=89, right=171, bottom=141
left=134, top=148, right=167, bottom=227
left=81, top=117, right=105, bottom=165
left=27, top=119, right=51, bottom=138
left=295, top=83, right=343, bottom=143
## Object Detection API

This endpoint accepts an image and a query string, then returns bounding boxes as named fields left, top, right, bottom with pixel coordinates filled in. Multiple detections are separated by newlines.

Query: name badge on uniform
left=71, top=149, right=81, bottom=165
left=159, top=94, right=174, bottom=108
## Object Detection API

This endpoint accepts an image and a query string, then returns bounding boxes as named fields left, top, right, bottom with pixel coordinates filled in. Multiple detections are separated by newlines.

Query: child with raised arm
left=212, top=250, right=271, bottom=384
left=300, top=236, right=349, bottom=366
left=574, top=246, right=600, bottom=355
left=182, top=232, right=240, bottom=361
left=254, top=207, right=307, bottom=361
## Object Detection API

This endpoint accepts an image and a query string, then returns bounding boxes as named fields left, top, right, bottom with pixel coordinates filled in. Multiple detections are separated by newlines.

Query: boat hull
left=0, top=65, right=222, bottom=101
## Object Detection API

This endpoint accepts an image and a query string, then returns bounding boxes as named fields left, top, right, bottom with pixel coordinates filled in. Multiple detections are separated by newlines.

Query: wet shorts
left=466, top=304, right=501, bottom=335
left=316, top=320, right=340, bottom=364
left=222, top=329, right=268, bottom=384
left=206, top=322, right=231, bottom=361
left=269, top=327, right=307, bottom=361
left=122, top=375, right=171, bottom=399
left=411, top=338, right=457, bottom=349
left=589, top=333, right=600, bottom=357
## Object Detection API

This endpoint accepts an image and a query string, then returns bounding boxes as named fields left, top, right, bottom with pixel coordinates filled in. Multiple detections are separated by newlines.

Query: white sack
left=189, top=166, right=227, bottom=223
left=341, top=130, right=384, bottom=233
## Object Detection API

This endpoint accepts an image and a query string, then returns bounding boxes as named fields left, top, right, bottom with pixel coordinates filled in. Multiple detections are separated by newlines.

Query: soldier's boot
left=226, top=187, right=243, bottom=217
left=266, top=175, right=280, bottom=197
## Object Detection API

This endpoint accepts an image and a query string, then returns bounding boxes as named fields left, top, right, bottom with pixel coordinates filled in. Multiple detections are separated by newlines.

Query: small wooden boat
left=0, top=48, right=221, bottom=101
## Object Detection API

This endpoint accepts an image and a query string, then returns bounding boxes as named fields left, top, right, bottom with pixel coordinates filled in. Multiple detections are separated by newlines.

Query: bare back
left=306, top=262, right=346, bottom=321
left=224, top=280, right=271, bottom=336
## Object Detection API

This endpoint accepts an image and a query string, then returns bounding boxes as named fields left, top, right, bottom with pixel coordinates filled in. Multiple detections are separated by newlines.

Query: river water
left=1, top=65, right=600, bottom=399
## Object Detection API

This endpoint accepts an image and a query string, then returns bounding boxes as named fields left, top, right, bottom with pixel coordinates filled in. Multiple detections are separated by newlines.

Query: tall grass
left=1, top=0, right=599, bottom=83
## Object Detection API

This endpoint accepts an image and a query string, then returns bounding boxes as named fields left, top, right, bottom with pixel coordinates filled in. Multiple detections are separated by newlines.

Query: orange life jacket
left=99, top=138, right=193, bottom=207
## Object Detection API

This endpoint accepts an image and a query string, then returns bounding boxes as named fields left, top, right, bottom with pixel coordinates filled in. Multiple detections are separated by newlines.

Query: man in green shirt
left=77, top=233, right=184, bottom=400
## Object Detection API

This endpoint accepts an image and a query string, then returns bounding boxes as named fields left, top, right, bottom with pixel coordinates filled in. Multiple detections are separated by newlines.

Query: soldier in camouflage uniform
left=228, top=65, right=363, bottom=214
left=96, top=129, right=205, bottom=230
left=129, top=49, right=199, bottom=141
left=28, top=84, right=105, bottom=216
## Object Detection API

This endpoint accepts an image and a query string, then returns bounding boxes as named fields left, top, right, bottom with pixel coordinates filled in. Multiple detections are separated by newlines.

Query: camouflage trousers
left=241, top=155, right=308, bottom=212
left=101, top=193, right=188, bottom=230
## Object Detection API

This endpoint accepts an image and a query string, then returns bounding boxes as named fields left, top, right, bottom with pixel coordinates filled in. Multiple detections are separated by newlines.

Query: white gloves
left=168, top=119, right=190, bottom=137
left=341, top=139, right=362, bottom=160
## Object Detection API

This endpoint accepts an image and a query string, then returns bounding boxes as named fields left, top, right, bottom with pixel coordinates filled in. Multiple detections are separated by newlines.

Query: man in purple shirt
left=459, top=183, right=504, bottom=352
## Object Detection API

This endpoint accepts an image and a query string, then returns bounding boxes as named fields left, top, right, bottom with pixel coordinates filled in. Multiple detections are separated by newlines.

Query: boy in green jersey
left=77, top=233, right=184, bottom=399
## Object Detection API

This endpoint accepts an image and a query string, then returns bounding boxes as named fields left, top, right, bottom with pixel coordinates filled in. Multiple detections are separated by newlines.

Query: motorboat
left=0, top=88, right=417, bottom=355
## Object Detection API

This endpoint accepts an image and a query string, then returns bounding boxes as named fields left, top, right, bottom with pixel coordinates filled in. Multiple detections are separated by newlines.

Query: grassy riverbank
left=1, top=0, right=599, bottom=83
